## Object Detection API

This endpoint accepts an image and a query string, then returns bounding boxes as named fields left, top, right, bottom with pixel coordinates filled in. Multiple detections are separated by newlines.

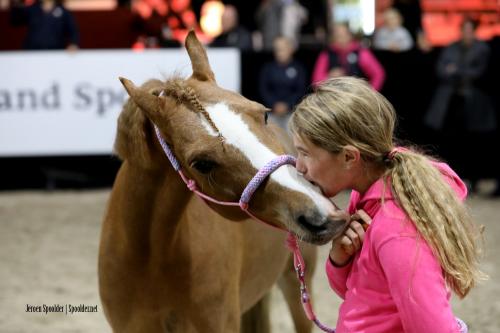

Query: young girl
left=289, top=77, right=485, bottom=332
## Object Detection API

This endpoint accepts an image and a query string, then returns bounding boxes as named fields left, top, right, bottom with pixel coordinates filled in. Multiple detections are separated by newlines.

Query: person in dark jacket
left=10, top=0, right=79, bottom=50
left=258, top=36, right=306, bottom=131
left=424, top=18, right=495, bottom=189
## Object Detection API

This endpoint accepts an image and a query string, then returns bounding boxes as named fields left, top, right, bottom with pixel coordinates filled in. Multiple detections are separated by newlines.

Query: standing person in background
left=210, top=5, right=252, bottom=51
left=424, top=18, right=495, bottom=191
left=391, top=0, right=431, bottom=52
left=391, top=0, right=421, bottom=41
left=290, top=76, right=484, bottom=332
left=280, top=0, right=308, bottom=49
left=311, top=23, right=385, bottom=90
left=255, top=0, right=282, bottom=51
left=9, top=0, right=79, bottom=50
left=258, top=36, right=306, bottom=131
left=373, top=7, right=413, bottom=52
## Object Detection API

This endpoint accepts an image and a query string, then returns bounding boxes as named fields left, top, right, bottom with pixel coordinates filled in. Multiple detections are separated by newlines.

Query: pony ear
left=119, top=77, right=160, bottom=120
left=116, top=77, right=173, bottom=169
left=119, top=77, right=176, bottom=125
left=185, top=30, right=216, bottom=82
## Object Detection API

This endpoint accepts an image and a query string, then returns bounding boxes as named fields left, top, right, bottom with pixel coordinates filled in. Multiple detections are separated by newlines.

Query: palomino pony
left=99, top=31, right=348, bottom=333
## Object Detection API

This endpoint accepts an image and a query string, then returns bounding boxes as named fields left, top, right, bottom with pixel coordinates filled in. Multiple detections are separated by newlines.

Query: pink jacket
left=311, top=42, right=385, bottom=91
left=326, top=162, right=467, bottom=332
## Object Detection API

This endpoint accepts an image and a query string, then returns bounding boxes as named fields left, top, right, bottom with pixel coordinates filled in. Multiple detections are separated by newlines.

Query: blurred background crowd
left=0, top=0, right=499, bottom=195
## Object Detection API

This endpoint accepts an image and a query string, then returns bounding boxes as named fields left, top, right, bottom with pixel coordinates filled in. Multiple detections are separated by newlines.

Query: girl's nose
left=295, top=157, right=306, bottom=174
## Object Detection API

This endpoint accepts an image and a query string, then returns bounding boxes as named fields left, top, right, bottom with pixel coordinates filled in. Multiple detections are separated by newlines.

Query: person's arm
left=358, top=48, right=385, bottom=91
left=326, top=209, right=370, bottom=299
left=311, top=51, right=329, bottom=85
left=325, top=257, right=353, bottom=299
left=436, top=46, right=458, bottom=82
left=63, top=10, right=79, bottom=49
left=460, top=43, right=490, bottom=82
left=287, top=63, right=307, bottom=108
left=240, top=29, right=253, bottom=51
left=372, top=29, right=389, bottom=50
left=398, top=28, right=414, bottom=51
left=378, top=236, right=462, bottom=333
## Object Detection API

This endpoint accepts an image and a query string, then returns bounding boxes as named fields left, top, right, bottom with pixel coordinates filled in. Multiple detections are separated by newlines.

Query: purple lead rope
left=457, top=317, right=468, bottom=333
left=239, top=155, right=297, bottom=210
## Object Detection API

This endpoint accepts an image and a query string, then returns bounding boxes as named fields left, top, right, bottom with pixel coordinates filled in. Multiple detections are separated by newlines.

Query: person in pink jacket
left=289, top=77, right=485, bottom=332
left=311, top=23, right=385, bottom=90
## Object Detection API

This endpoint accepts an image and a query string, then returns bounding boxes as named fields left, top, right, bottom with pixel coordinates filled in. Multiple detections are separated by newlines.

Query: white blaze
left=201, top=103, right=333, bottom=215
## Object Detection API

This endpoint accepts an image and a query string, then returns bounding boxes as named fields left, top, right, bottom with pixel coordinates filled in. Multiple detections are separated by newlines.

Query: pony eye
left=264, top=112, right=269, bottom=125
left=191, top=160, right=217, bottom=174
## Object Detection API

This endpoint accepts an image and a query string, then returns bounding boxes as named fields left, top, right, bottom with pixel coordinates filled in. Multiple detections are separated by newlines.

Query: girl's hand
left=329, top=210, right=371, bottom=266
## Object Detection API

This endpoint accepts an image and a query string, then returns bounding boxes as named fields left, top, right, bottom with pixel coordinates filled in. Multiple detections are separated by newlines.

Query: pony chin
left=301, top=231, right=339, bottom=246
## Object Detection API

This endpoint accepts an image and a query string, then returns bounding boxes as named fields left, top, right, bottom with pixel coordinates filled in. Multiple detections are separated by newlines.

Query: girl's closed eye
left=297, top=149, right=308, bottom=158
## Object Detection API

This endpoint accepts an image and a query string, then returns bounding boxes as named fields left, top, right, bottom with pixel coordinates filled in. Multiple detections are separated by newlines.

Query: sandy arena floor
left=0, top=189, right=499, bottom=332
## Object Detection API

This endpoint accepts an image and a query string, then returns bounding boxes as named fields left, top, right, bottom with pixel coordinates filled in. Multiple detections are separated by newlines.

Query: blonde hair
left=290, top=77, right=485, bottom=298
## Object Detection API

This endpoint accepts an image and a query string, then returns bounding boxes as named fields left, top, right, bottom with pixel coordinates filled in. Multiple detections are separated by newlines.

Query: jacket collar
left=349, top=177, right=392, bottom=216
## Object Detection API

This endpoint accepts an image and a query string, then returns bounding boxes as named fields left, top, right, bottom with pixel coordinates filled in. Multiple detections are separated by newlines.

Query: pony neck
left=110, top=160, right=192, bottom=255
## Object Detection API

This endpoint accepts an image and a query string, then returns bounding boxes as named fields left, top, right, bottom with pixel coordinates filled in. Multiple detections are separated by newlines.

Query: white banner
left=0, top=49, right=240, bottom=157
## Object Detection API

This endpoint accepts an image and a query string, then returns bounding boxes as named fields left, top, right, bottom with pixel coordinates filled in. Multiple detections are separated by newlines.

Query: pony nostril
left=297, top=215, right=328, bottom=233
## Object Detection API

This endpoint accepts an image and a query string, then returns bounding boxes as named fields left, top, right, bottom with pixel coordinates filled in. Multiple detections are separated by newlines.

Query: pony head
left=117, top=31, right=348, bottom=244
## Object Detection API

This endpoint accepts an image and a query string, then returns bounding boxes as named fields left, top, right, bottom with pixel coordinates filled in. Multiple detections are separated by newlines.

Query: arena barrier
left=0, top=49, right=240, bottom=157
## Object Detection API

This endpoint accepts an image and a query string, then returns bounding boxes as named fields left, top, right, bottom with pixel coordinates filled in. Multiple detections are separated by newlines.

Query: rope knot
left=239, top=201, right=249, bottom=211
left=187, top=180, right=197, bottom=191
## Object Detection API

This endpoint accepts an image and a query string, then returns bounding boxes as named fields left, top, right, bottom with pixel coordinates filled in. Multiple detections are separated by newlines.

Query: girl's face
left=293, top=135, right=352, bottom=198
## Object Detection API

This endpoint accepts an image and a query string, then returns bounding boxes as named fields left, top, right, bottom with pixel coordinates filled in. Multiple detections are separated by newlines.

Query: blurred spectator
left=311, top=23, right=385, bottom=90
left=280, top=0, right=307, bottom=49
left=256, top=0, right=283, bottom=51
left=424, top=18, right=495, bottom=189
left=132, top=6, right=165, bottom=49
left=392, top=0, right=421, bottom=41
left=373, top=7, right=413, bottom=52
left=391, top=0, right=431, bottom=52
left=159, top=25, right=181, bottom=47
left=210, top=4, right=252, bottom=50
left=258, top=36, right=306, bottom=131
left=9, top=0, right=79, bottom=50
left=256, top=0, right=308, bottom=51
